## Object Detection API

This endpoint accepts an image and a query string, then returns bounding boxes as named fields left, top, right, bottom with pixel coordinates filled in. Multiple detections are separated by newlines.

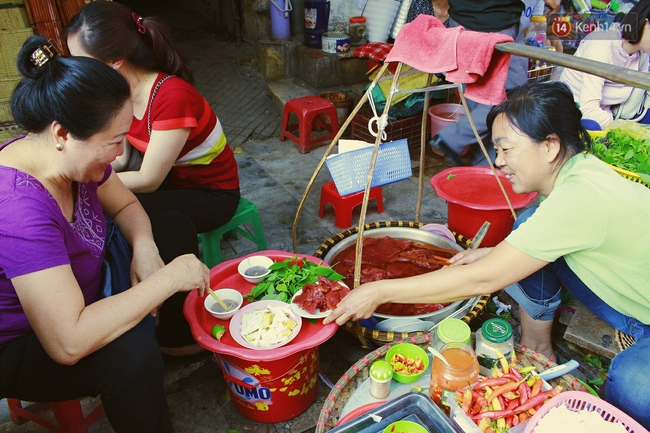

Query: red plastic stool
left=319, top=181, right=384, bottom=229
left=6, top=398, right=104, bottom=433
left=280, top=95, right=340, bottom=154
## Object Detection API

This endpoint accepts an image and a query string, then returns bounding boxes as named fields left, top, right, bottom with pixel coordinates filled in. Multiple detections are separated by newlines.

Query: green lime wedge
left=211, top=325, right=226, bottom=341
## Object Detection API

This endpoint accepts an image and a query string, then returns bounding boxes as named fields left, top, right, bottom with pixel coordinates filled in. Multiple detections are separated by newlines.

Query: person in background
left=559, top=0, right=650, bottom=129
left=406, top=0, right=450, bottom=26
left=428, top=0, right=528, bottom=166
left=65, top=0, right=240, bottom=356
left=0, top=36, right=209, bottom=433
left=324, top=81, right=650, bottom=429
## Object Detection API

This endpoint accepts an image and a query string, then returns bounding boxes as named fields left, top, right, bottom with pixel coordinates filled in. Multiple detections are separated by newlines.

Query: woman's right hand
left=163, top=254, right=210, bottom=298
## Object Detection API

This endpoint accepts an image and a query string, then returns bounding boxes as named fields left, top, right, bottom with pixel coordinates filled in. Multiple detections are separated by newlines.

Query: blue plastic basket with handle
left=325, top=138, right=412, bottom=196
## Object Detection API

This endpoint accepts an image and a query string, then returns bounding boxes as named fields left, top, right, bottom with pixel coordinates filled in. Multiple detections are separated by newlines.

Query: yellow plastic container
left=588, top=130, right=649, bottom=188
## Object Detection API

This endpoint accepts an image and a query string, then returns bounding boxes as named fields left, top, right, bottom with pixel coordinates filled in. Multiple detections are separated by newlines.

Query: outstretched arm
left=323, top=241, right=548, bottom=326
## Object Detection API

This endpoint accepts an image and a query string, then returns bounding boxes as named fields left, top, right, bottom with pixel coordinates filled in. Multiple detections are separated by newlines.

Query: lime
left=211, top=325, right=226, bottom=340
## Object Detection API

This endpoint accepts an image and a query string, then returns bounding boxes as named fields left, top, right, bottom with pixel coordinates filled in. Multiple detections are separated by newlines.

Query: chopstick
left=397, top=254, right=449, bottom=266
left=208, top=287, right=230, bottom=310
left=412, top=243, right=460, bottom=255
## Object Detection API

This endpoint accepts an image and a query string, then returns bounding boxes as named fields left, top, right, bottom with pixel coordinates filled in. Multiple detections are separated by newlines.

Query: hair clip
left=30, top=42, right=59, bottom=68
left=132, top=12, right=146, bottom=34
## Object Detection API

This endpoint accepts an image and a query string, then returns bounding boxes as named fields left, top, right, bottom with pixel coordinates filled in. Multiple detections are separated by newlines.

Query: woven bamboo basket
left=315, top=336, right=587, bottom=433
left=312, top=220, right=491, bottom=347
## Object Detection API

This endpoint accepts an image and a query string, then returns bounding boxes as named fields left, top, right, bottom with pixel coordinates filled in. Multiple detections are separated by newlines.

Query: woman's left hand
left=130, top=246, right=165, bottom=286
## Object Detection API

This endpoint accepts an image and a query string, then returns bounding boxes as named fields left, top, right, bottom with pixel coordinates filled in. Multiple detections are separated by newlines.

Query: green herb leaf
left=244, top=256, right=343, bottom=304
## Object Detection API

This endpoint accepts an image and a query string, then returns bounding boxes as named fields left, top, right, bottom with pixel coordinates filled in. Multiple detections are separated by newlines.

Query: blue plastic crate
left=325, top=138, right=412, bottom=196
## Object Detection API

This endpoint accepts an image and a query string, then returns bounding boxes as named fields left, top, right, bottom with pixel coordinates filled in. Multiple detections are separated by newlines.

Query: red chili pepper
left=497, top=395, right=506, bottom=411
left=471, top=402, right=482, bottom=415
left=506, top=399, right=520, bottom=410
left=473, top=390, right=489, bottom=407
left=487, top=381, right=520, bottom=404
left=513, top=393, right=550, bottom=414
left=471, top=409, right=516, bottom=420
left=519, top=382, right=529, bottom=405
left=509, top=350, right=518, bottom=368
left=509, top=368, right=523, bottom=381
left=474, top=377, right=509, bottom=391
left=506, top=416, right=514, bottom=427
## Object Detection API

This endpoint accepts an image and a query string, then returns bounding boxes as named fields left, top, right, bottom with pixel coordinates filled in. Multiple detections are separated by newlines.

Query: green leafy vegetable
left=245, top=256, right=344, bottom=303
left=592, top=129, right=650, bottom=180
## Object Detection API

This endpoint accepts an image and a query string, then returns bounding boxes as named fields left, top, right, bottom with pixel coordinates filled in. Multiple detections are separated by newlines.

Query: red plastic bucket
left=214, top=346, right=319, bottom=423
left=429, top=103, right=465, bottom=136
left=430, top=167, right=537, bottom=247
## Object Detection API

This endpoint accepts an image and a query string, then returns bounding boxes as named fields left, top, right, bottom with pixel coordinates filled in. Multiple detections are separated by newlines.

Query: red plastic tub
left=430, top=167, right=537, bottom=247
left=184, top=250, right=338, bottom=423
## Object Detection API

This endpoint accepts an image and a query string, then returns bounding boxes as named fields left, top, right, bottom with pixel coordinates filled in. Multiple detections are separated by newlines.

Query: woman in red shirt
left=65, top=1, right=240, bottom=356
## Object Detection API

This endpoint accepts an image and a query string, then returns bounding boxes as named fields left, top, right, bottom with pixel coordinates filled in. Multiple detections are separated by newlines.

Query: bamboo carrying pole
left=496, top=42, right=650, bottom=91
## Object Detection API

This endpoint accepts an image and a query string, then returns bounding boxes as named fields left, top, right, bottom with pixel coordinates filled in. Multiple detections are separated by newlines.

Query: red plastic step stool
left=319, top=181, right=384, bottom=229
left=280, top=95, right=340, bottom=154
left=6, top=398, right=104, bottom=433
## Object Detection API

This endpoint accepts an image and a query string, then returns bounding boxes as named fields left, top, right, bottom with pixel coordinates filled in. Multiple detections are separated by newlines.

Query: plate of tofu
left=229, top=300, right=302, bottom=350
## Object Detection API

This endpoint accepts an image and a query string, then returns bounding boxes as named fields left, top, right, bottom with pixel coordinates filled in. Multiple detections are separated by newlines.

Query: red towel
left=385, top=15, right=513, bottom=105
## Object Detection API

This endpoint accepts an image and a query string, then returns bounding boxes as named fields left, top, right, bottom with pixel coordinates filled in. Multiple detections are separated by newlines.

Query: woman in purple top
left=0, top=36, right=209, bottom=433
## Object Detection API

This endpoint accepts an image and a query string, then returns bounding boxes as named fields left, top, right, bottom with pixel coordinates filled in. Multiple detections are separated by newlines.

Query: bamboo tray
left=313, top=220, right=491, bottom=347
left=315, top=336, right=587, bottom=433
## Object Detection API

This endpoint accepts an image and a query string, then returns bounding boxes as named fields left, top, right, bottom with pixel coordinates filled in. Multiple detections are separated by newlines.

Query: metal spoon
left=208, top=288, right=230, bottom=311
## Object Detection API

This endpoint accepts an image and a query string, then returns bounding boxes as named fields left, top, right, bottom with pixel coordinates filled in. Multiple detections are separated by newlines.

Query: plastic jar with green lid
left=433, top=318, right=471, bottom=351
left=369, top=360, right=393, bottom=398
left=474, top=318, right=514, bottom=376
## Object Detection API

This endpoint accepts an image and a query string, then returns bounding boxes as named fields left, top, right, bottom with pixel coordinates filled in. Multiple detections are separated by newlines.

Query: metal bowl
left=322, top=226, right=478, bottom=324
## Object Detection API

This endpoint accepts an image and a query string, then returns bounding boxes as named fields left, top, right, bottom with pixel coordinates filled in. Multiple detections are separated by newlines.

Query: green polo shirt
left=506, top=153, right=650, bottom=323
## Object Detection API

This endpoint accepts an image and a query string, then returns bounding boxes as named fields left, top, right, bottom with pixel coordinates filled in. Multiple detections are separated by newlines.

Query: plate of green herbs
left=245, top=256, right=344, bottom=303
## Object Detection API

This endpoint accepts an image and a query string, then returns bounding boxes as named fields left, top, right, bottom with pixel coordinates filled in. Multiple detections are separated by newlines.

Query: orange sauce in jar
left=429, top=343, right=480, bottom=412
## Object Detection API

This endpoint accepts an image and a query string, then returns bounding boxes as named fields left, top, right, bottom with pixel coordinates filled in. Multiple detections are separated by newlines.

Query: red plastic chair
left=319, top=181, right=384, bottom=229
left=279, top=95, right=340, bottom=153
left=6, top=398, right=104, bottom=433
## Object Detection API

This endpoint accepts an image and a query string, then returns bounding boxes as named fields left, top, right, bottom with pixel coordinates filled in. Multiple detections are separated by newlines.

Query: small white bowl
left=237, top=255, right=273, bottom=284
left=204, top=288, right=243, bottom=320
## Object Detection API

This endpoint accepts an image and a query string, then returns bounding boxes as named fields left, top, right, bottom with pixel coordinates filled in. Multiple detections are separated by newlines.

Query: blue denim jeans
left=505, top=207, right=650, bottom=429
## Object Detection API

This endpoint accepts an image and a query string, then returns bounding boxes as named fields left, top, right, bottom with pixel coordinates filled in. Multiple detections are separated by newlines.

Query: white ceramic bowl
left=204, top=288, right=244, bottom=320
left=237, top=255, right=274, bottom=284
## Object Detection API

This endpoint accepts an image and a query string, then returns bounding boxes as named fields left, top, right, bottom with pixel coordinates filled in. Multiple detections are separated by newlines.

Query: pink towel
left=385, top=15, right=513, bottom=105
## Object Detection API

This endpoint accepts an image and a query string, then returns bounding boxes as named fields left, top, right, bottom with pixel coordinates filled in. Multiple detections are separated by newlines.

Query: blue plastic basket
left=325, top=138, right=412, bottom=196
